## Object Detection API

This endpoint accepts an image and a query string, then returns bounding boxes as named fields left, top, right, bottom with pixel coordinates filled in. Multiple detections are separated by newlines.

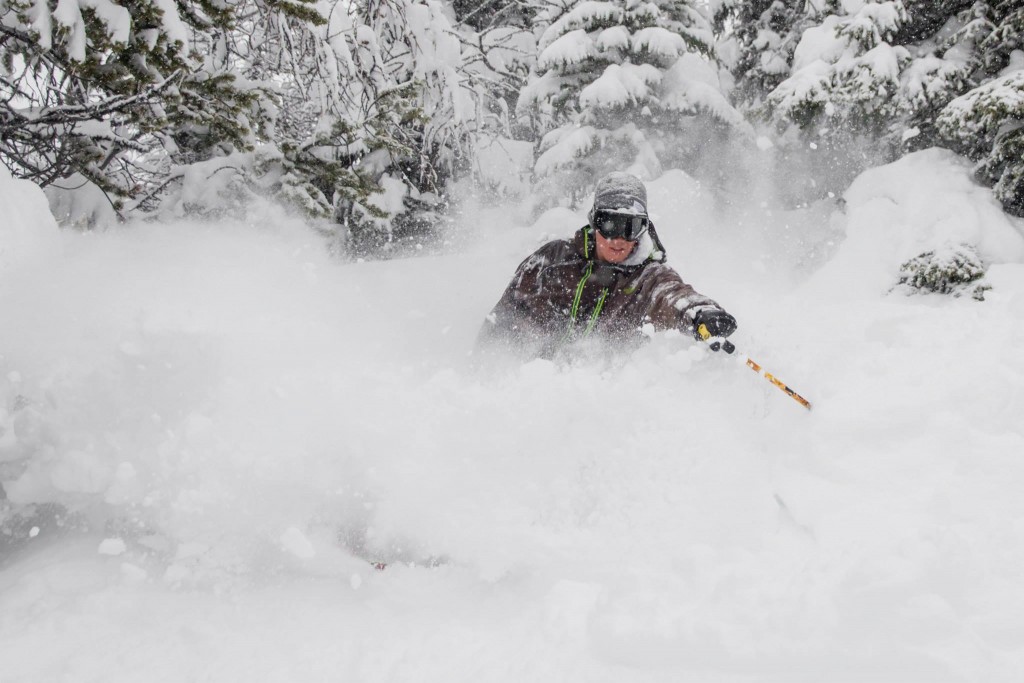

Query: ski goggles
left=593, top=210, right=649, bottom=241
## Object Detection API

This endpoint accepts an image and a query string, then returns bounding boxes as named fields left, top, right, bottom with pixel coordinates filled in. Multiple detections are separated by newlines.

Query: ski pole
left=697, top=324, right=813, bottom=411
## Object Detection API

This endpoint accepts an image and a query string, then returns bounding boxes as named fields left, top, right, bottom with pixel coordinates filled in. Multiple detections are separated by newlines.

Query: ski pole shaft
left=741, top=356, right=812, bottom=410
left=697, top=324, right=813, bottom=411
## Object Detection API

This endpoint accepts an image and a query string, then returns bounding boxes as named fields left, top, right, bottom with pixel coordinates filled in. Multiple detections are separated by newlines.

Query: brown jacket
left=478, top=224, right=726, bottom=358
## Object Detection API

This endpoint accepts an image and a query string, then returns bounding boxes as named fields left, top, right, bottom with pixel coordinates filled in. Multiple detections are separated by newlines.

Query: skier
left=477, top=171, right=737, bottom=359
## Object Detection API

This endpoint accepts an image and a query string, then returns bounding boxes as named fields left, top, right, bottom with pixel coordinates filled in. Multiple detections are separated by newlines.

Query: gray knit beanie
left=590, top=172, right=648, bottom=218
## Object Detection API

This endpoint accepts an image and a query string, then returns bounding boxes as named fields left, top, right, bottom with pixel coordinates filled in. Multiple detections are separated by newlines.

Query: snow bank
left=810, top=148, right=1024, bottom=299
left=0, top=165, right=60, bottom=271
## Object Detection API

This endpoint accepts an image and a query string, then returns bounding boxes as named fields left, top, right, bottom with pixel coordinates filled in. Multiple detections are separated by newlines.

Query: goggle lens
left=594, top=211, right=648, bottom=241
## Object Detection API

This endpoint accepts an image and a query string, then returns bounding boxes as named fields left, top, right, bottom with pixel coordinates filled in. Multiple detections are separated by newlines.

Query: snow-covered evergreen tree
left=722, top=0, right=809, bottom=108
left=1, top=0, right=486, bottom=251
left=518, top=0, right=748, bottom=208
left=896, top=242, right=990, bottom=300
left=728, top=0, right=981, bottom=201
left=718, top=0, right=1024, bottom=215
left=764, top=1, right=916, bottom=140
left=455, top=2, right=539, bottom=202
left=452, top=0, right=538, bottom=31
left=0, top=0, right=319, bottom=219
left=140, top=0, right=479, bottom=254
left=936, top=1, right=1024, bottom=215
left=258, top=0, right=477, bottom=254
left=455, top=0, right=539, bottom=132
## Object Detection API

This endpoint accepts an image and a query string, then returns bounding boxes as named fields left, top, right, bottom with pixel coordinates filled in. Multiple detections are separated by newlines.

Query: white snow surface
left=538, top=28, right=594, bottom=71
left=579, top=63, right=657, bottom=109
left=3, top=150, right=1024, bottom=681
left=0, top=164, right=61, bottom=269
left=792, top=16, right=848, bottom=72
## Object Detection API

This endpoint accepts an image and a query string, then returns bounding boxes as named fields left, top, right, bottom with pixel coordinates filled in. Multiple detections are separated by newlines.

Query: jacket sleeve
left=475, top=242, right=563, bottom=353
left=635, top=263, right=728, bottom=337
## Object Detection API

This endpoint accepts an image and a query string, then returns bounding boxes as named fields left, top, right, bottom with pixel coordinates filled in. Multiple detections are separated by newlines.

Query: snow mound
left=0, top=165, right=60, bottom=271
left=811, top=148, right=1024, bottom=299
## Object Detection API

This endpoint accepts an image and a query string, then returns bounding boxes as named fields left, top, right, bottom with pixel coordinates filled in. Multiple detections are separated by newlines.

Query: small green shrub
left=896, top=243, right=990, bottom=300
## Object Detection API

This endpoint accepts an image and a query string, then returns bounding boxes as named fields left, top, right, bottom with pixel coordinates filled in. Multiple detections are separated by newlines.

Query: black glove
left=693, top=308, right=737, bottom=352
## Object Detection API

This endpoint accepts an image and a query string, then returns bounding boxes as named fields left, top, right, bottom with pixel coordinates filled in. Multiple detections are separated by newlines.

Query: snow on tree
left=895, top=242, right=990, bottom=300
left=718, top=0, right=809, bottom=108
left=451, top=0, right=537, bottom=31
left=725, top=0, right=984, bottom=203
left=241, top=0, right=479, bottom=255
left=784, top=0, right=1022, bottom=154
left=938, top=69, right=1024, bottom=216
left=146, top=0, right=479, bottom=254
left=0, top=0, right=318, bottom=221
left=765, top=1, right=918, bottom=138
left=452, top=0, right=539, bottom=201
left=716, top=0, right=1024, bottom=217
left=1, top=0, right=490, bottom=254
left=517, top=0, right=749, bottom=209
left=960, top=0, right=1024, bottom=76
left=935, top=1, right=1024, bottom=216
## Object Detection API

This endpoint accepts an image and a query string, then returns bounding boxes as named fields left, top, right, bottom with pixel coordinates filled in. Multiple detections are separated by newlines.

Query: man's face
left=594, top=230, right=637, bottom=264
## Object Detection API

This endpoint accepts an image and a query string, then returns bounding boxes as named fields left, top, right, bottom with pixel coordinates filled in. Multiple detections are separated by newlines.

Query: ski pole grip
left=697, top=323, right=735, bottom=354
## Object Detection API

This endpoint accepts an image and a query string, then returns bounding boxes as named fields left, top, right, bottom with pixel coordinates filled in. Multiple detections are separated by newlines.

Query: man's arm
left=475, top=242, right=565, bottom=353
left=637, top=263, right=736, bottom=341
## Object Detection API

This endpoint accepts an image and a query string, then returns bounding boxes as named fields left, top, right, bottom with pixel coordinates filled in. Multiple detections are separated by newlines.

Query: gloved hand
left=693, top=308, right=737, bottom=352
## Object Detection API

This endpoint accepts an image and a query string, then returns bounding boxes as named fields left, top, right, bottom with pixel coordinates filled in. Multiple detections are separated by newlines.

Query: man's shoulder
left=523, top=232, right=583, bottom=262
left=635, top=259, right=683, bottom=282
left=643, top=259, right=675, bottom=272
left=538, top=236, right=575, bottom=253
